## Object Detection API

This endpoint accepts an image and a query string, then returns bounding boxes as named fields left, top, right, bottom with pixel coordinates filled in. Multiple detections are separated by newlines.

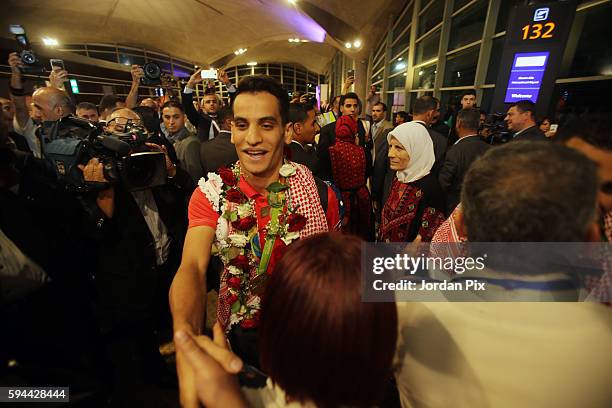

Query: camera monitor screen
left=504, top=51, right=550, bottom=104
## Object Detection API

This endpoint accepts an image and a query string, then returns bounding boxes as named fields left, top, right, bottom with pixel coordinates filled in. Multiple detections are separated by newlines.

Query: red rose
left=226, top=188, right=246, bottom=203
left=218, top=167, right=237, bottom=186
left=232, top=216, right=257, bottom=231
left=227, top=276, right=241, bottom=289
left=287, top=213, right=307, bottom=232
left=240, top=318, right=258, bottom=329
left=230, top=254, right=251, bottom=269
left=267, top=240, right=287, bottom=275
left=227, top=293, right=239, bottom=305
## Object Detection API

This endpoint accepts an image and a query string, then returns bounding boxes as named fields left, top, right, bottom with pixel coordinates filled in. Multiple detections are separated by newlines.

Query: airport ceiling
left=3, top=0, right=406, bottom=73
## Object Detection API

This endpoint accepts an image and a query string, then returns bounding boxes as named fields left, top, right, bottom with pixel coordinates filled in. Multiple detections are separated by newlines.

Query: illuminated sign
left=504, top=52, right=549, bottom=103
left=533, top=8, right=550, bottom=22
left=69, top=79, right=79, bottom=94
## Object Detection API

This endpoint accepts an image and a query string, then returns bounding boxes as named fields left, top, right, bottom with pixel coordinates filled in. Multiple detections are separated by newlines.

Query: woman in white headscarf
left=378, top=122, right=446, bottom=242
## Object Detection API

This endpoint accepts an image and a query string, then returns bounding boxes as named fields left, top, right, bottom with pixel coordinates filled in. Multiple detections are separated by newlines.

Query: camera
left=481, top=113, right=511, bottom=145
left=44, top=116, right=168, bottom=192
left=9, top=24, right=44, bottom=75
left=141, top=62, right=162, bottom=85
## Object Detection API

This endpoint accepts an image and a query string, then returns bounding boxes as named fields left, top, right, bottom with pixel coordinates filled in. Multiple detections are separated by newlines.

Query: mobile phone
left=201, top=69, right=217, bottom=80
left=347, top=69, right=355, bottom=77
left=549, top=124, right=558, bottom=132
left=50, top=59, right=65, bottom=71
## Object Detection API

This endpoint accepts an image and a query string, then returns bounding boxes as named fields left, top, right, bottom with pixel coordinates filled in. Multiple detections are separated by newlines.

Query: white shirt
left=130, top=190, right=171, bottom=266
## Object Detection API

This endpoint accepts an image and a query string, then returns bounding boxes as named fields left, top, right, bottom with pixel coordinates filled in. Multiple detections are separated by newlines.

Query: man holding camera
left=182, top=68, right=236, bottom=142
left=78, top=107, right=192, bottom=405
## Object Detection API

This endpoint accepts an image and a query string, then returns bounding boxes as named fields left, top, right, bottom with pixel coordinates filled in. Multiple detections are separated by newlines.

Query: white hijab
left=387, top=122, right=435, bottom=183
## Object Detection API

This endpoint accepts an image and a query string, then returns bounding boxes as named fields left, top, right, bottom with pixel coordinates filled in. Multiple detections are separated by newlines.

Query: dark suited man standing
left=370, top=102, right=393, bottom=164
left=288, top=102, right=320, bottom=176
left=200, top=106, right=238, bottom=175
left=411, top=96, right=448, bottom=177
left=439, top=108, right=490, bottom=215
left=505, top=100, right=547, bottom=142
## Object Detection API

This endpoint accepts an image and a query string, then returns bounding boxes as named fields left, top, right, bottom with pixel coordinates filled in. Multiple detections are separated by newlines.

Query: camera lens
left=143, top=62, right=161, bottom=80
left=21, top=51, right=36, bottom=64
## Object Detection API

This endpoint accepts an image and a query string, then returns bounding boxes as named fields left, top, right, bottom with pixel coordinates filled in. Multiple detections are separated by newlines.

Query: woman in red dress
left=329, top=116, right=374, bottom=240
left=378, top=122, right=446, bottom=242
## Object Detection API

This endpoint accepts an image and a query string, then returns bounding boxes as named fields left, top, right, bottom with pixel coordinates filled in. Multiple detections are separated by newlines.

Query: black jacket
left=438, top=135, right=490, bottom=215
left=513, top=125, right=547, bottom=142
left=414, top=121, right=448, bottom=178
left=200, top=130, right=238, bottom=175
left=288, top=141, right=319, bottom=177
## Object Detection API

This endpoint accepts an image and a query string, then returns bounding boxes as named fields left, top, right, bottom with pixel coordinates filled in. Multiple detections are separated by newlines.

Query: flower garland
left=210, top=162, right=307, bottom=329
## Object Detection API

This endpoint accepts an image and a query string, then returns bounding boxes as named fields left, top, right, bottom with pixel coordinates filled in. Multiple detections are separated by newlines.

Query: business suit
left=439, top=135, right=491, bottom=215
left=371, top=119, right=393, bottom=163
left=289, top=141, right=319, bottom=177
left=200, top=130, right=239, bottom=175
left=513, top=125, right=547, bottom=142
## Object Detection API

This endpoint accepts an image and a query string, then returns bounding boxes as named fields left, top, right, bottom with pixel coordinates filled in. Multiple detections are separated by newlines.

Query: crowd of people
left=1, top=49, right=611, bottom=408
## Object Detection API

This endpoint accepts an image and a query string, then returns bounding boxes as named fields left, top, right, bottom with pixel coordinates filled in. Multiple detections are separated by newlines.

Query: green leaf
left=267, top=181, right=289, bottom=193
left=231, top=301, right=241, bottom=313
left=230, top=211, right=238, bottom=222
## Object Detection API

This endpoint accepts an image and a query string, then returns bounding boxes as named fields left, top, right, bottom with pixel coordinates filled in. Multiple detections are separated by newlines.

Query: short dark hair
left=99, top=94, right=123, bottom=112
left=554, top=119, right=612, bottom=150
left=396, top=111, right=409, bottom=121
left=510, top=100, right=536, bottom=118
left=76, top=102, right=98, bottom=113
left=461, top=142, right=598, bottom=242
left=412, top=96, right=438, bottom=115
left=373, top=101, right=387, bottom=112
left=233, top=76, right=289, bottom=125
left=161, top=99, right=184, bottom=113
left=461, top=89, right=477, bottom=98
left=340, top=92, right=360, bottom=107
left=259, top=233, right=397, bottom=407
left=288, top=102, right=314, bottom=124
left=456, top=108, right=481, bottom=131
left=217, top=106, right=233, bottom=124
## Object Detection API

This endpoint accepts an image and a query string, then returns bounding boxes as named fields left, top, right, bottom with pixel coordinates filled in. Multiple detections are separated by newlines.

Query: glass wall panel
left=448, top=0, right=487, bottom=50
left=413, top=64, right=437, bottom=89
left=443, top=46, right=479, bottom=87
left=418, top=0, right=444, bottom=37
left=415, top=30, right=441, bottom=64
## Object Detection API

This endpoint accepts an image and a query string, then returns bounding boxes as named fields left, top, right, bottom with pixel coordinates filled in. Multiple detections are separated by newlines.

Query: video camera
left=44, top=116, right=168, bottom=192
left=481, top=113, right=512, bottom=145
left=9, top=24, right=45, bottom=75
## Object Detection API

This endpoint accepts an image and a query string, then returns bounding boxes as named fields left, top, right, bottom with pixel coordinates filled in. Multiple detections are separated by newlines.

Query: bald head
left=32, top=87, right=73, bottom=122
left=106, top=108, right=142, bottom=133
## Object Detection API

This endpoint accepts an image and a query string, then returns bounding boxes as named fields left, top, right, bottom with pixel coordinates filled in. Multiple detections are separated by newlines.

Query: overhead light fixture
left=403, top=73, right=407, bottom=76
left=247, top=61, right=257, bottom=66
left=418, top=70, right=424, bottom=76
left=353, top=40, right=362, bottom=48
left=397, top=57, right=403, bottom=61
left=395, top=62, right=406, bottom=71
left=345, top=42, right=352, bottom=49
left=42, top=37, right=58, bottom=46
left=288, top=0, right=297, bottom=4
left=234, top=48, right=247, bottom=55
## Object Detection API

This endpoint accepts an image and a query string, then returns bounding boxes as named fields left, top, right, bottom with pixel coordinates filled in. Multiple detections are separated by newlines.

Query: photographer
left=78, top=107, right=189, bottom=405
left=7, top=52, right=43, bottom=157
left=182, top=68, right=236, bottom=141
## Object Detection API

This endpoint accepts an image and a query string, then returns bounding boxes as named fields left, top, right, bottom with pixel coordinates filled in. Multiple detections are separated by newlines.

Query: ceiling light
left=397, top=57, right=403, bottom=61
left=300, top=39, right=309, bottom=42
left=345, top=42, right=352, bottom=49
left=418, top=70, right=424, bottom=76
left=353, top=40, right=362, bottom=48
left=395, top=62, right=406, bottom=71
left=288, top=38, right=295, bottom=42
left=247, top=61, right=257, bottom=66
left=288, top=0, right=297, bottom=4
left=234, top=48, right=247, bottom=55
left=42, top=37, right=58, bottom=46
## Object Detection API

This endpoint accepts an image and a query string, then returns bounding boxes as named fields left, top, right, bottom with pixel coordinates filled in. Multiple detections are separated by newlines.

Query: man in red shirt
left=170, top=75, right=339, bottom=408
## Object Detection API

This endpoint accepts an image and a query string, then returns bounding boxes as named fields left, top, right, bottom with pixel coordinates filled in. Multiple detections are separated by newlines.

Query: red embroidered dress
left=329, top=116, right=374, bottom=240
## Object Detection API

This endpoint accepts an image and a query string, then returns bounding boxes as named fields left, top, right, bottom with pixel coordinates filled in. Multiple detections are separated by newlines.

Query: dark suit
left=200, top=130, right=238, bottom=175
left=512, top=125, right=547, bottom=142
left=289, top=141, right=319, bottom=176
left=372, top=127, right=393, bottom=206
left=413, top=121, right=448, bottom=178
left=439, top=135, right=490, bottom=215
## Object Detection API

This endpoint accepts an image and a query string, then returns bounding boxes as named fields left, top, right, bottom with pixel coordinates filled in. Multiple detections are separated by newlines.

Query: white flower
left=281, top=231, right=300, bottom=245
left=199, top=173, right=223, bottom=212
left=228, top=265, right=242, bottom=276
left=236, top=202, right=254, bottom=218
left=247, top=296, right=261, bottom=310
left=215, top=217, right=229, bottom=243
left=228, top=233, right=249, bottom=248
left=229, top=313, right=241, bottom=327
left=279, top=163, right=296, bottom=177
